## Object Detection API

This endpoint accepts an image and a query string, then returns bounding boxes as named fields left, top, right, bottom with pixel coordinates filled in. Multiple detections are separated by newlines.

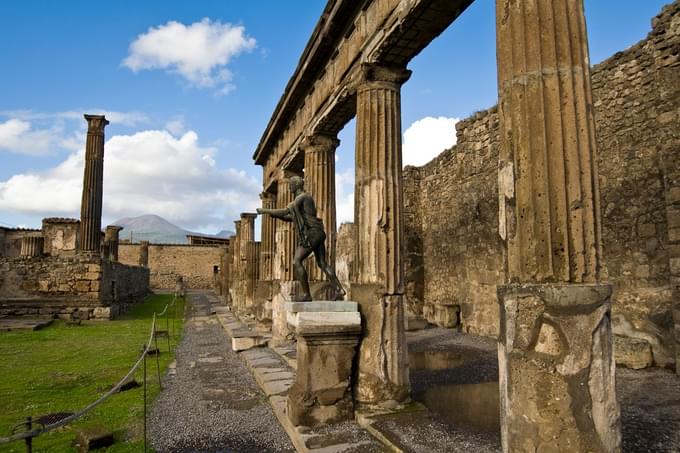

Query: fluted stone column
left=302, top=134, right=339, bottom=282
left=240, top=213, right=257, bottom=313
left=352, top=63, right=411, bottom=404
left=274, top=174, right=296, bottom=282
left=104, top=225, right=123, bottom=262
left=79, top=114, right=109, bottom=254
left=272, top=172, right=299, bottom=344
left=240, top=212, right=256, bottom=278
left=138, top=241, right=149, bottom=268
left=232, top=220, right=243, bottom=310
left=260, top=192, right=277, bottom=281
left=20, top=236, right=44, bottom=257
left=496, top=1, right=620, bottom=451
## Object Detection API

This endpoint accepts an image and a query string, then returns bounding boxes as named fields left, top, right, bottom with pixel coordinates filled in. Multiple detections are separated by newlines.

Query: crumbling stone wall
left=0, top=256, right=148, bottom=319
left=119, top=243, right=223, bottom=289
left=395, top=2, right=680, bottom=367
left=405, top=109, right=504, bottom=337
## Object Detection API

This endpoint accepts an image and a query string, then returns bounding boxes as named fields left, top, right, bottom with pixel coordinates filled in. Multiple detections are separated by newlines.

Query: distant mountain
left=113, top=214, right=233, bottom=244
left=216, top=229, right=235, bottom=238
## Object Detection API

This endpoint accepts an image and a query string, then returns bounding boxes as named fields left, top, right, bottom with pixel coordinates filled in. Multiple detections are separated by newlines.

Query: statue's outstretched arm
left=257, top=207, right=292, bottom=222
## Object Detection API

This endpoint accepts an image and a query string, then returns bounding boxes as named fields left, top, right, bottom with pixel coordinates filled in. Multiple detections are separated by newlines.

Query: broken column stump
left=497, top=284, right=620, bottom=452
left=285, top=301, right=361, bottom=427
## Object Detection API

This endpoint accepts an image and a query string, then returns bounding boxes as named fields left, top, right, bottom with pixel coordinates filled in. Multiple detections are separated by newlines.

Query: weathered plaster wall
left=395, top=2, right=680, bottom=367
left=119, top=243, right=223, bottom=289
left=42, top=219, right=79, bottom=257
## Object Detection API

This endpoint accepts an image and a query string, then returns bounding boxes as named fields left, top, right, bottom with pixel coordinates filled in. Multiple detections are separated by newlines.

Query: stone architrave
left=104, top=225, right=123, bottom=262
left=285, top=301, right=361, bottom=426
left=301, top=134, right=340, bottom=284
left=352, top=63, right=411, bottom=404
left=138, top=241, right=149, bottom=268
left=495, top=0, right=620, bottom=451
left=79, top=114, right=109, bottom=254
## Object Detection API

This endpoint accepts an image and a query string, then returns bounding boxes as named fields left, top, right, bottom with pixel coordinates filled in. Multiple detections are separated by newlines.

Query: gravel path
left=149, top=291, right=294, bottom=453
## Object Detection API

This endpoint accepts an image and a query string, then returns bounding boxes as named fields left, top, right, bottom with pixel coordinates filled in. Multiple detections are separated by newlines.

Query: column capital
left=240, top=212, right=257, bottom=221
left=84, top=114, right=109, bottom=134
left=260, top=191, right=276, bottom=202
left=299, top=134, right=340, bottom=153
left=359, top=63, right=411, bottom=87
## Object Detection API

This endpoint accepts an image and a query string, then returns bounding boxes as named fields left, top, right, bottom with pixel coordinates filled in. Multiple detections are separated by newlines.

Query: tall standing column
left=353, top=63, right=411, bottom=404
left=274, top=172, right=297, bottom=282
left=272, top=171, right=298, bottom=344
left=496, top=1, right=620, bottom=451
left=79, top=114, right=109, bottom=254
left=104, top=225, right=123, bottom=262
left=260, top=192, right=277, bottom=281
left=240, top=213, right=257, bottom=311
left=302, top=134, right=340, bottom=282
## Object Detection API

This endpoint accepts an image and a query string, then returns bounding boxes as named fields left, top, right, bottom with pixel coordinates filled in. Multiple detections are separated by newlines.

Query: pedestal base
left=285, top=301, right=360, bottom=427
left=271, top=281, right=298, bottom=345
left=497, top=283, right=621, bottom=453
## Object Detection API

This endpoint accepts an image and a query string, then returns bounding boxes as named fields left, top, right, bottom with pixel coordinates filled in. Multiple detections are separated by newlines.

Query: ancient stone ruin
left=219, top=1, right=680, bottom=451
left=0, top=115, right=149, bottom=320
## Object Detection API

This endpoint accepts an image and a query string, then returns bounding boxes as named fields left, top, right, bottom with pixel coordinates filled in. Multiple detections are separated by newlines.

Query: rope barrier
left=0, top=294, right=183, bottom=449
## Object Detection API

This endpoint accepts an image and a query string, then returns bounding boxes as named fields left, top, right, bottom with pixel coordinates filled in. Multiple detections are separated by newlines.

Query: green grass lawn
left=0, top=294, right=185, bottom=452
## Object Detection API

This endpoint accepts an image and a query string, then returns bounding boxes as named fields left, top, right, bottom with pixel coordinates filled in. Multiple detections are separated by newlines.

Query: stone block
left=73, top=426, right=114, bottom=452
left=232, top=335, right=268, bottom=352
left=92, top=307, right=112, bottom=320
left=614, top=335, right=654, bottom=369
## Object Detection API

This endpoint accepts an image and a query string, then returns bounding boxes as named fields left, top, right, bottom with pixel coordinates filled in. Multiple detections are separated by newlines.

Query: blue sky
left=0, top=0, right=669, bottom=233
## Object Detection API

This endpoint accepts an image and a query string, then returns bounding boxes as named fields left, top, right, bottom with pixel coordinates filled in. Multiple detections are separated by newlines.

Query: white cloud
left=402, top=116, right=459, bottom=167
left=164, top=117, right=186, bottom=136
left=335, top=168, right=354, bottom=224
left=0, top=128, right=260, bottom=232
left=123, top=19, right=256, bottom=94
left=0, top=119, right=56, bottom=155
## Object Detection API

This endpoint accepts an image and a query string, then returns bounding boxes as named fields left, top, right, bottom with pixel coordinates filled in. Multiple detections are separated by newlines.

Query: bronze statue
left=256, top=175, right=346, bottom=301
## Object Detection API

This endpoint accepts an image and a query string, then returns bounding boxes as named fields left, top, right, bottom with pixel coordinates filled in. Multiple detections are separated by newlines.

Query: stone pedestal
left=497, top=283, right=621, bottom=453
left=285, top=301, right=360, bottom=427
left=271, top=281, right=297, bottom=345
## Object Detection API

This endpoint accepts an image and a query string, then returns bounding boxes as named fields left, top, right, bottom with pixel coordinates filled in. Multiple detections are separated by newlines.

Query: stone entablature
left=254, top=0, right=474, bottom=189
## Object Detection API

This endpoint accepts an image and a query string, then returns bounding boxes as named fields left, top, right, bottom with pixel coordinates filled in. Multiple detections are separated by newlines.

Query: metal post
left=143, top=353, right=147, bottom=453
left=166, top=309, right=170, bottom=352
left=25, top=416, right=32, bottom=453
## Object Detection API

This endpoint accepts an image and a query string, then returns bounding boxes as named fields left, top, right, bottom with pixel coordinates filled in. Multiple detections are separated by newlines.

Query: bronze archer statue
left=256, top=175, right=346, bottom=301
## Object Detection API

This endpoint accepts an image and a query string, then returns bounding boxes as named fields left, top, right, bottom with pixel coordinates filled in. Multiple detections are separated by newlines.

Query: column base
left=350, top=283, right=410, bottom=405
left=271, top=281, right=298, bottom=346
left=254, top=280, right=273, bottom=330
left=497, top=283, right=621, bottom=453
left=285, top=302, right=361, bottom=427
